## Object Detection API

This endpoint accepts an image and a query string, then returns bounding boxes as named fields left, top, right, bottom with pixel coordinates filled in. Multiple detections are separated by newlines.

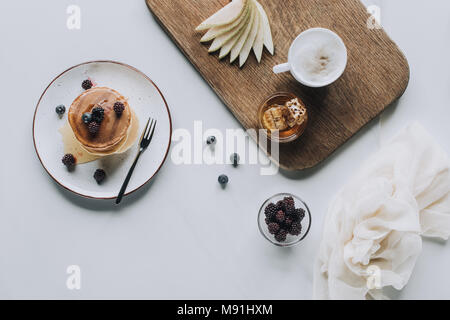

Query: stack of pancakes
left=68, top=87, right=136, bottom=156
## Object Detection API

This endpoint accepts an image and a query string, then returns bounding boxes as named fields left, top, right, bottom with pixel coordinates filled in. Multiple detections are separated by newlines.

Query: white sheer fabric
left=314, top=122, right=450, bottom=300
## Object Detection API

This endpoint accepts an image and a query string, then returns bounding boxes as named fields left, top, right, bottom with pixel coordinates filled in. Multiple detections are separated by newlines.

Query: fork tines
left=140, top=117, right=157, bottom=149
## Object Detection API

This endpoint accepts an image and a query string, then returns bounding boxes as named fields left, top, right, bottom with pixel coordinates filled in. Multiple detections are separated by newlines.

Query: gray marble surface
left=0, top=0, right=449, bottom=299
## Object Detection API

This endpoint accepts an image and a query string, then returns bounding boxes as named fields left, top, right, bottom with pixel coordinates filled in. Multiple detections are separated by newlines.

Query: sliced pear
left=196, top=0, right=247, bottom=31
left=219, top=35, right=239, bottom=59
left=219, top=1, right=254, bottom=59
left=252, top=9, right=264, bottom=63
left=208, top=4, right=251, bottom=53
left=239, top=6, right=260, bottom=67
left=200, top=0, right=250, bottom=43
left=254, top=0, right=274, bottom=54
left=219, top=15, right=248, bottom=58
left=230, top=0, right=256, bottom=63
left=197, top=0, right=274, bottom=67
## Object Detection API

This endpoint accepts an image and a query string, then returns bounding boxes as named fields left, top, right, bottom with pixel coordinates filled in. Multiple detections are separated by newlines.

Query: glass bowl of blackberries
left=258, top=193, right=311, bottom=247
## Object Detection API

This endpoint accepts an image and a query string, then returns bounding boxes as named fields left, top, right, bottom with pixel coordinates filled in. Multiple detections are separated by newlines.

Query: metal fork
left=116, top=117, right=157, bottom=204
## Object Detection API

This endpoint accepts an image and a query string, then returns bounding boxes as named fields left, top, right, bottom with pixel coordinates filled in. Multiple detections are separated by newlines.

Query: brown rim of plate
left=32, top=60, right=173, bottom=200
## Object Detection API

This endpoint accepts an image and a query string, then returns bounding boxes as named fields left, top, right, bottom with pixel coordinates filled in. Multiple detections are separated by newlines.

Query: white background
left=0, top=0, right=449, bottom=299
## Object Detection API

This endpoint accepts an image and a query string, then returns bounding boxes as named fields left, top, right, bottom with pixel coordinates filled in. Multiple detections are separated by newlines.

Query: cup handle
left=273, top=63, right=290, bottom=74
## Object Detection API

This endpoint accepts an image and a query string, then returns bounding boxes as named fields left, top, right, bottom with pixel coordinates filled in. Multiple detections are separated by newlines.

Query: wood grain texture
left=145, top=0, right=410, bottom=170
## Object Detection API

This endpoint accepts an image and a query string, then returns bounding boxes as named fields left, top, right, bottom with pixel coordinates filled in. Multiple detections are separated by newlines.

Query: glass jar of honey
left=258, top=92, right=308, bottom=143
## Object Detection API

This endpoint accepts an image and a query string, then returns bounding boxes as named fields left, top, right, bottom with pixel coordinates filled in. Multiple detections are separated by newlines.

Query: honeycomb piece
left=262, top=105, right=288, bottom=131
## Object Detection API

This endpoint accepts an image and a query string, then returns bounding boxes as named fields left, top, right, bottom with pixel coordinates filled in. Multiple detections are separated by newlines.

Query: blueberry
left=230, top=153, right=240, bottom=167
left=82, top=112, right=92, bottom=124
left=206, top=136, right=216, bottom=145
left=218, top=174, right=228, bottom=185
left=55, top=105, right=65, bottom=116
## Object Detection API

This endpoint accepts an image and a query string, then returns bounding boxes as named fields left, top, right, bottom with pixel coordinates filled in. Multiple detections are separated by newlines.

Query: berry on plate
left=62, top=154, right=76, bottom=167
left=93, top=169, right=106, bottom=184
left=113, top=102, right=125, bottom=116
left=82, top=112, right=92, bottom=124
left=88, top=121, right=100, bottom=135
left=81, top=79, right=93, bottom=90
left=91, top=106, right=104, bottom=123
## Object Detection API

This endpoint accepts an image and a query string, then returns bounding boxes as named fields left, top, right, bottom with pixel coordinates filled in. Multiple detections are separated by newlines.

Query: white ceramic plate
left=33, top=61, right=172, bottom=199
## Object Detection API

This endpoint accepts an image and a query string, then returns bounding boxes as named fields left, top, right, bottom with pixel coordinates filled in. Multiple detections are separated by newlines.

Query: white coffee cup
left=273, top=28, right=347, bottom=88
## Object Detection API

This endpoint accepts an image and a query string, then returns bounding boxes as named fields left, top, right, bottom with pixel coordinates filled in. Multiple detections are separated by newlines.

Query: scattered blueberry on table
left=230, top=153, right=240, bottom=167
left=218, top=174, right=228, bottom=186
left=55, top=104, right=65, bottom=116
left=206, top=136, right=216, bottom=145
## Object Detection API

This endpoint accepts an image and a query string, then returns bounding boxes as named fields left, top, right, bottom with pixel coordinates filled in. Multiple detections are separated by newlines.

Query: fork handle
left=116, top=151, right=142, bottom=204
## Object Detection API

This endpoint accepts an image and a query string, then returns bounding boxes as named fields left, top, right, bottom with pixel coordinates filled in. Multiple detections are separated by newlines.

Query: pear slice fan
left=196, top=0, right=274, bottom=67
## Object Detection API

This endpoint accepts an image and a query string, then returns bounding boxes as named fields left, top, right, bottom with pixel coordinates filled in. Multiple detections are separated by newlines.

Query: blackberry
left=230, top=153, right=240, bottom=167
left=55, top=104, right=66, bottom=116
left=289, top=222, right=302, bottom=236
left=291, top=208, right=305, bottom=221
left=264, top=203, right=277, bottom=220
left=113, top=102, right=125, bottom=116
left=62, top=154, right=76, bottom=167
left=294, top=208, right=306, bottom=221
left=284, top=217, right=293, bottom=228
left=276, top=200, right=284, bottom=211
left=283, top=196, right=294, bottom=204
left=88, top=121, right=99, bottom=135
left=290, top=210, right=299, bottom=221
left=82, top=112, right=92, bottom=124
left=82, top=79, right=93, bottom=90
left=275, top=210, right=285, bottom=223
left=268, top=223, right=280, bottom=235
left=91, top=106, right=104, bottom=123
left=275, top=229, right=288, bottom=242
left=285, top=204, right=295, bottom=215
left=298, top=208, right=305, bottom=220
left=283, top=196, right=295, bottom=214
left=265, top=217, right=271, bottom=225
left=93, top=169, right=106, bottom=184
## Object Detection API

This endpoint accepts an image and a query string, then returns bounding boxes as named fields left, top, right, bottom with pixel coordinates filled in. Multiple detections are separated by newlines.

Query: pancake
left=68, top=87, right=131, bottom=154
left=59, top=109, right=140, bottom=163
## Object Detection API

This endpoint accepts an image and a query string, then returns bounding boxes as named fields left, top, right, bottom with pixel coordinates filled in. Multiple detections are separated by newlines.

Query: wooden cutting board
left=146, top=0, right=409, bottom=170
